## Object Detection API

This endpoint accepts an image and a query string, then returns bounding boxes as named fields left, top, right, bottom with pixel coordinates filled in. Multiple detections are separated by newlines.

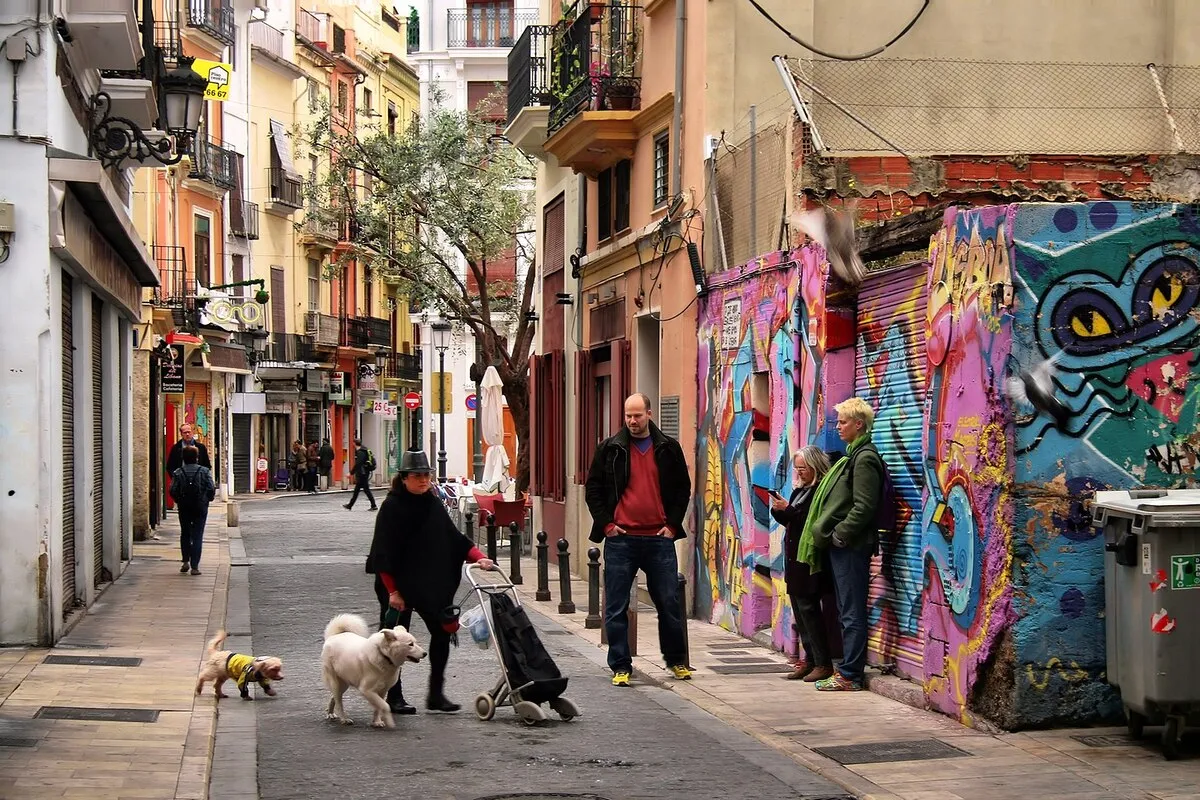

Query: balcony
left=543, top=2, right=644, bottom=176
left=151, top=245, right=188, bottom=306
left=296, top=8, right=327, bottom=50
left=407, top=16, right=419, bottom=52
left=267, top=166, right=304, bottom=213
left=382, top=352, right=422, bottom=383
left=505, top=25, right=552, bottom=156
left=249, top=19, right=285, bottom=60
left=185, top=136, right=238, bottom=191
left=300, top=212, right=339, bottom=248
left=343, top=317, right=370, bottom=349
left=447, top=7, right=538, bottom=48
left=231, top=201, right=260, bottom=240
left=358, top=316, right=391, bottom=347
left=96, top=73, right=156, bottom=129
left=187, top=0, right=235, bottom=47
left=156, top=19, right=182, bottom=64
left=305, top=311, right=340, bottom=347
left=62, top=0, right=142, bottom=71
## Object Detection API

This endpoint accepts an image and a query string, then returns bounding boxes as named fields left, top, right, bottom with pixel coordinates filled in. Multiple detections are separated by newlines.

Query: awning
left=269, top=120, right=302, bottom=183
left=47, top=151, right=158, bottom=287
left=256, top=362, right=306, bottom=380
left=204, top=341, right=252, bottom=375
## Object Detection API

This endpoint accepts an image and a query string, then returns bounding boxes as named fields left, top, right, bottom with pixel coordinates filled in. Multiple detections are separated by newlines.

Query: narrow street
left=234, top=493, right=849, bottom=800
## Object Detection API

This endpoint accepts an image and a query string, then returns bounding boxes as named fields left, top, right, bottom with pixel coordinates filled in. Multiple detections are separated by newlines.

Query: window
left=308, top=258, right=320, bottom=311
left=193, top=213, right=211, bottom=288
left=308, top=79, right=320, bottom=111
left=596, top=159, right=631, bottom=241
left=467, top=81, right=506, bottom=124
left=387, top=101, right=397, bottom=136
left=336, top=81, right=348, bottom=118
left=332, top=23, right=345, bottom=53
left=362, top=87, right=372, bottom=115
left=653, top=131, right=669, bottom=208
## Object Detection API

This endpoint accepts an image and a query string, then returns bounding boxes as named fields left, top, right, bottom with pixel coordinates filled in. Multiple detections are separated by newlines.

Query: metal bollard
left=508, top=522, right=523, bottom=585
left=677, top=573, right=691, bottom=669
left=585, top=547, right=602, bottom=629
left=556, top=538, right=575, bottom=614
left=486, top=513, right=498, bottom=562
left=464, top=511, right=475, bottom=545
left=535, top=531, right=551, bottom=601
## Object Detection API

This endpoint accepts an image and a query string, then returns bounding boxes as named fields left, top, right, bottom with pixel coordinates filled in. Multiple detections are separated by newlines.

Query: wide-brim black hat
left=399, top=449, right=434, bottom=474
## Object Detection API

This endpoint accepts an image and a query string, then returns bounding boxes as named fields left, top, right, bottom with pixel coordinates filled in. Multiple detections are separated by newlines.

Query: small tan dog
left=195, top=630, right=285, bottom=700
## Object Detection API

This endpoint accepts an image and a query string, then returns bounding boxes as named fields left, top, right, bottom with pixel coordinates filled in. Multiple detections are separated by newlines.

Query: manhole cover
left=0, top=738, right=37, bottom=748
left=44, top=655, right=142, bottom=667
left=35, top=707, right=160, bottom=723
left=813, top=738, right=969, bottom=765
left=708, top=663, right=794, bottom=674
left=1073, top=734, right=1136, bottom=747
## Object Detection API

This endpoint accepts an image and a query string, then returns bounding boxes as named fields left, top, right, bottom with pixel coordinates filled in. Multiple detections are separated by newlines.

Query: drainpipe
left=669, top=0, right=686, bottom=199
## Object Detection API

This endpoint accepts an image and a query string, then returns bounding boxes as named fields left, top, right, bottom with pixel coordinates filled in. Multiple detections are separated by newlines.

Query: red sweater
left=380, top=545, right=485, bottom=594
left=608, top=439, right=667, bottom=534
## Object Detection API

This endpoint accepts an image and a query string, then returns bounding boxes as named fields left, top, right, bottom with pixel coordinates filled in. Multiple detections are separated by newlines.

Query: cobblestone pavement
left=237, top=493, right=849, bottom=800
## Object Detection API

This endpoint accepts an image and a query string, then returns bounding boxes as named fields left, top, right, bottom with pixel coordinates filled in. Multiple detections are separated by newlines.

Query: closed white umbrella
left=479, top=366, right=509, bottom=489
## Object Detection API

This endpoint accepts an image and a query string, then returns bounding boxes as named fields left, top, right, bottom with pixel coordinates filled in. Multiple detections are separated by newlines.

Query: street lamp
left=430, top=321, right=452, bottom=482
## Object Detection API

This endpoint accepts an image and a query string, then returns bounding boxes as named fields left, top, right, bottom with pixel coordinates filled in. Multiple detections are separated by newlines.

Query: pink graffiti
left=1128, top=354, right=1191, bottom=422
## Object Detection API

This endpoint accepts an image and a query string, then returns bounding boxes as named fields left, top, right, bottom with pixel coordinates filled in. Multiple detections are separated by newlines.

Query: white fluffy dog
left=321, top=613, right=427, bottom=729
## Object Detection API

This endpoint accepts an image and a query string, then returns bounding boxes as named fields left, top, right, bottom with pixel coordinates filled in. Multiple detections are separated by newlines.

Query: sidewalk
left=513, top=552, right=1200, bottom=800
left=0, top=509, right=231, bottom=800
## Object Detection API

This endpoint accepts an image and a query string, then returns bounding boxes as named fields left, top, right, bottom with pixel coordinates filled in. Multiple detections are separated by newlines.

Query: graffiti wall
left=695, top=248, right=833, bottom=649
left=1006, top=201, right=1200, bottom=725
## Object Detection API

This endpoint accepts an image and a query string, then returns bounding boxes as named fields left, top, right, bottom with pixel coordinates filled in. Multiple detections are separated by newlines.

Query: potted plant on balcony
left=599, top=8, right=640, bottom=110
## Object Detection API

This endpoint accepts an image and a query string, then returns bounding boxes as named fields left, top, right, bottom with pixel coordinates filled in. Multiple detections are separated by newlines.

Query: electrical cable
left=744, top=0, right=930, bottom=61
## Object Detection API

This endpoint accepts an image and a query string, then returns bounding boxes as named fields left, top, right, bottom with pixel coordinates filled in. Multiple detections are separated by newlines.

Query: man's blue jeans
left=828, top=542, right=872, bottom=682
left=178, top=505, right=208, bottom=569
left=602, top=535, right=686, bottom=673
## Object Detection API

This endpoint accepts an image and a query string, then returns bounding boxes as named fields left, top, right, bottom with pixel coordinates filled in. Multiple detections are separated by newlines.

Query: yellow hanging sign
left=191, top=59, right=233, bottom=101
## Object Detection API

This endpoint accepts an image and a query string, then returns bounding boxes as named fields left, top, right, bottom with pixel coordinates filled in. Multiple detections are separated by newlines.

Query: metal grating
left=1073, top=734, right=1138, bottom=748
left=714, top=656, right=784, bottom=664
left=43, top=655, right=141, bottom=667
left=658, top=395, right=680, bottom=440
left=708, top=663, right=795, bottom=675
left=813, top=739, right=970, bottom=765
left=0, top=738, right=38, bottom=748
left=706, top=642, right=755, bottom=650
left=35, top=707, right=160, bottom=723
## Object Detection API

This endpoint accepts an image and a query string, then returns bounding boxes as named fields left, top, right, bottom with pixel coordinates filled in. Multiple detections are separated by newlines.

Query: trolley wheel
left=513, top=700, right=546, bottom=726
left=474, top=692, right=496, bottom=722
left=1127, top=708, right=1146, bottom=740
left=1162, top=717, right=1182, bottom=760
left=549, top=696, right=580, bottom=721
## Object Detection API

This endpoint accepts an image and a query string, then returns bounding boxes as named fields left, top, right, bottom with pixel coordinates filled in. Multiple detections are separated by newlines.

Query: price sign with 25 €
left=372, top=400, right=398, bottom=419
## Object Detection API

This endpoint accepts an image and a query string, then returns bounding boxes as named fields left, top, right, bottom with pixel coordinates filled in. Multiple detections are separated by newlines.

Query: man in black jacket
left=166, top=423, right=211, bottom=517
left=343, top=438, right=377, bottom=511
left=585, top=393, right=692, bottom=687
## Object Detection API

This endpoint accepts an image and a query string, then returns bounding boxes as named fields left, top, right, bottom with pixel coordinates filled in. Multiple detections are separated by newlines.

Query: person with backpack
left=169, top=445, right=216, bottom=575
left=343, top=438, right=378, bottom=511
left=798, top=397, right=887, bottom=692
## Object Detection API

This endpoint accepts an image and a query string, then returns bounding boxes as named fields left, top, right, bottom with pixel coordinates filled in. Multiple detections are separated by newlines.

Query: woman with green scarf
left=797, top=398, right=886, bottom=692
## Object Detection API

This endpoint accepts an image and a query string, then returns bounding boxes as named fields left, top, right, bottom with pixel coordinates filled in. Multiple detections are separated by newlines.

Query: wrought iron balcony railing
left=343, top=316, right=369, bottom=349
left=249, top=19, right=285, bottom=60
left=549, top=2, right=643, bottom=134
left=231, top=201, right=260, bottom=239
left=507, top=24, right=552, bottom=122
left=407, top=17, right=419, bottom=52
left=383, top=352, right=422, bottom=381
left=447, top=7, right=538, bottom=48
left=151, top=245, right=188, bottom=306
left=267, top=167, right=303, bottom=209
left=358, top=316, right=391, bottom=347
left=186, top=136, right=238, bottom=190
left=187, top=0, right=235, bottom=46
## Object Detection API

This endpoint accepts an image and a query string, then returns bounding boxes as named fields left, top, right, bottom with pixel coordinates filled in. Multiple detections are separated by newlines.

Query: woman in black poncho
left=366, top=449, right=494, bottom=714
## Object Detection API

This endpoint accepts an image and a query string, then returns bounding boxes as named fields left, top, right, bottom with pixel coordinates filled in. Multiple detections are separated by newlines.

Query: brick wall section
left=801, top=152, right=1165, bottom=223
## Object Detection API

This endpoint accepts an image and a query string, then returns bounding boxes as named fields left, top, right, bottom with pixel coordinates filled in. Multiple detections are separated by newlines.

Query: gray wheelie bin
left=1095, top=489, right=1200, bottom=759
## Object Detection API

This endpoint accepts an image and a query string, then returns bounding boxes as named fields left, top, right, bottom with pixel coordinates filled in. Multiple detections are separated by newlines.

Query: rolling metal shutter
left=232, top=414, right=252, bottom=494
left=62, top=274, right=76, bottom=611
left=92, top=296, right=104, bottom=586
left=854, top=262, right=929, bottom=679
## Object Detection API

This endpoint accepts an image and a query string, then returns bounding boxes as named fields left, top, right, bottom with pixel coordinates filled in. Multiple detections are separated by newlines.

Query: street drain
left=707, top=642, right=755, bottom=650
left=708, top=663, right=793, bottom=674
left=44, top=655, right=142, bottom=667
left=1073, top=734, right=1137, bottom=747
left=0, top=738, right=38, bottom=748
left=813, top=738, right=969, bottom=765
left=35, top=707, right=160, bottom=723
left=714, top=656, right=781, bottom=664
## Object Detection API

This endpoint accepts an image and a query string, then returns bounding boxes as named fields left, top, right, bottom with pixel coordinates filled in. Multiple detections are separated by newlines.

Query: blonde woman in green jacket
left=797, top=398, right=886, bottom=691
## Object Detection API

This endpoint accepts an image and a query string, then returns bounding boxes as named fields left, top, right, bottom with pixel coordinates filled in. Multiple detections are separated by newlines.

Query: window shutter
left=597, top=169, right=612, bottom=241
left=529, top=354, right=542, bottom=496
left=574, top=348, right=593, bottom=484
left=614, top=159, right=631, bottom=233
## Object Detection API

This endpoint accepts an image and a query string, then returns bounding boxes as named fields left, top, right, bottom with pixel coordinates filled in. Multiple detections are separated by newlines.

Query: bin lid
left=1093, top=489, right=1200, bottom=525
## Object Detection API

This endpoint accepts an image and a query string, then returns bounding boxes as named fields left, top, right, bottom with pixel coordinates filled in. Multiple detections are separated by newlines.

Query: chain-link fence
left=706, top=90, right=797, bottom=274
left=785, top=57, right=1200, bottom=156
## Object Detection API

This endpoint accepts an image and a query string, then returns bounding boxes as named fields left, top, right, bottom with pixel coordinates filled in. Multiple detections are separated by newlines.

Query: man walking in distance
left=344, top=438, right=377, bottom=511
left=166, top=423, right=211, bottom=520
left=585, top=393, right=692, bottom=687
left=801, top=397, right=885, bottom=692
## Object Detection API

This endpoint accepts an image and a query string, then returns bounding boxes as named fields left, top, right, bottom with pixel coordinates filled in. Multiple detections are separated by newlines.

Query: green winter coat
left=808, top=442, right=885, bottom=551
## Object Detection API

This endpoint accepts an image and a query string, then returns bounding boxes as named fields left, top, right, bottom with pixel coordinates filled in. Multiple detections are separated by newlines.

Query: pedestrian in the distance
left=318, top=438, right=335, bottom=491
left=169, top=445, right=216, bottom=575
left=585, top=392, right=692, bottom=687
left=366, top=449, right=495, bottom=714
left=344, top=438, right=377, bottom=511
left=306, top=441, right=319, bottom=494
left=291, top=440, right=308, bottom=492
left=166, top=422, right=210, bottom=476
left=770, top=446, right=839, bottom=682
left=802, top=397, right=886, bottom=692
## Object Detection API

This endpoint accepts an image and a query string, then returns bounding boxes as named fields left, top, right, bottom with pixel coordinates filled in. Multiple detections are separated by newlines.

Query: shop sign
left=160, top=344, right=186, bottom=393
left=329, top=371, right=346, bottom=402
left=305, top=369, right=331, bottom=393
